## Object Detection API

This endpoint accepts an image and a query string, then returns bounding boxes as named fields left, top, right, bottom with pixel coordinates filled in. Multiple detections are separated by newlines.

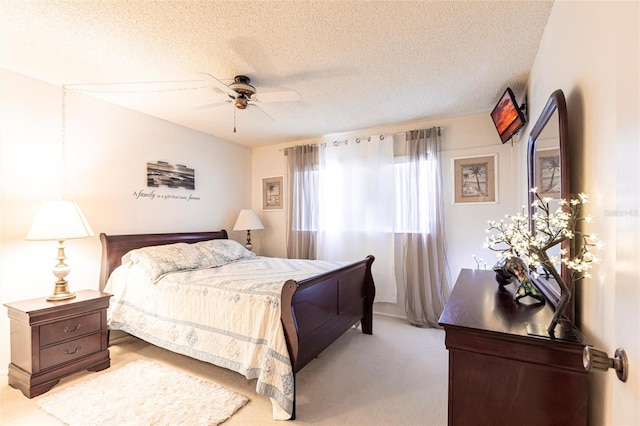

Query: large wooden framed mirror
left=526, top=89, right=573, bottom=320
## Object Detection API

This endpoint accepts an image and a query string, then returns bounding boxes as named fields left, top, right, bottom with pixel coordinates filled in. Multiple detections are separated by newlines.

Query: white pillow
left=192, top=239, right=256, bottom=267
left=121, top=242, right=211, bottom=281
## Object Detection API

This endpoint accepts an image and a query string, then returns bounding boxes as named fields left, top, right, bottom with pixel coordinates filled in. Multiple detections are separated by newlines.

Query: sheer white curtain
left=317, top=136, right=397, bottom=303
left=395, top=128, right=451, bottom=327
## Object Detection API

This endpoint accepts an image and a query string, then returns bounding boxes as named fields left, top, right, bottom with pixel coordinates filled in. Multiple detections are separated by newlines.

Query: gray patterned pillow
left=122, top=242, right=211, bottom=282
left=192, top=239, right=256, bottom=267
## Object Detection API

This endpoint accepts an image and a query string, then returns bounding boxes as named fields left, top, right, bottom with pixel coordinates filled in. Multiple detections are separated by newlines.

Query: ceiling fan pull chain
left=233, top=106, right=237, bottom=133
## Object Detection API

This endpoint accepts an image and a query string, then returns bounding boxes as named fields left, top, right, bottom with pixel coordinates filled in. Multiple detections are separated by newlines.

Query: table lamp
left=26, top=200, right=95, bottom=301
left=233, top=209, right=264, bottom=251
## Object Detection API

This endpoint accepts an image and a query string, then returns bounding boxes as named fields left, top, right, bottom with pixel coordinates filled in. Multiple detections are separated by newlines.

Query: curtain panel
left=284, top=145, right=319, bottom=259
left=317, top=136, right=397, bottom=303
left=396, top=128, right=451, bottom=327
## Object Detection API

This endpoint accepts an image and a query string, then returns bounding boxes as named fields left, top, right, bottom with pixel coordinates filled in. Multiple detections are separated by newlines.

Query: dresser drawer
left=39, top=333, right=102, bottom=370
left=40, top=312, right=102, bottom=346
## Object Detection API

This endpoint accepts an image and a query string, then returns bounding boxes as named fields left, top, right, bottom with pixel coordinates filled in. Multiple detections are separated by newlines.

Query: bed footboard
left=280, top=255, right=375, bottom=374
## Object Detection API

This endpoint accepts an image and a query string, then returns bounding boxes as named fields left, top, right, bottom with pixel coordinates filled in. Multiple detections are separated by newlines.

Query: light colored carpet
left=36, top=360, right=248, bottom=426
left=1, top=315, right=448, bottom=425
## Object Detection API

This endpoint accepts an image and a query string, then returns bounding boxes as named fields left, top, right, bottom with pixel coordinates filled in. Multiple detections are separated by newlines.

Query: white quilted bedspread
left=105, top=256, right=345, bottom=420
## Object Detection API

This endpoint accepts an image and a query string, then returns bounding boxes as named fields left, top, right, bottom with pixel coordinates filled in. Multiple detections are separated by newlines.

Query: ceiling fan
left=195, top=73, right=300, bottom=130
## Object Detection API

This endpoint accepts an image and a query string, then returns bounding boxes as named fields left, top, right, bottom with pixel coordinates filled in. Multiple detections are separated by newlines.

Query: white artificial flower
left=484, top=190, right=602, bottom=283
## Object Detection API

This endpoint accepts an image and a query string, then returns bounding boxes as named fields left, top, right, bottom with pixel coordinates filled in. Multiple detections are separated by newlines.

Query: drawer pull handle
left=65, top=346, right=82, bottom=355
left=64, top=324, right=81, bottom=333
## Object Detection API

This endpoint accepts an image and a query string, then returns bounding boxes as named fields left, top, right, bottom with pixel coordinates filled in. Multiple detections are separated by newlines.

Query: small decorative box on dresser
left=4, top=289, right=111, bottom=398
left=439, top=269, right=589, bottom=426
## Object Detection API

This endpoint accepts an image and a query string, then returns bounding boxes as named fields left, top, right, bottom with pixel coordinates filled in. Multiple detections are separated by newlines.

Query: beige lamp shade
left=233, top=209, right=264, bottom=231
left=27, top=200, right=95, bottom=241
left=26, top=200, right=95, bottom=301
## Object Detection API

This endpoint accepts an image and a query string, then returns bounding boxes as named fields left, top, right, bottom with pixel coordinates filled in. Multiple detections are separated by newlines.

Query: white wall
left=524, top=2, right=639, bottom=424
left=251, top=112, right=520, bottom=318
left=0, top=69, right=252, bottom=371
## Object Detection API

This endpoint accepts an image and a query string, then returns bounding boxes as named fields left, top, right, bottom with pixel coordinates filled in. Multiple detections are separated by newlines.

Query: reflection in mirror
left=527, top=90, right=571, bottom=320
left=534, top=110, right=561, bottom=199
left=535, top=109, right=562, bottom=284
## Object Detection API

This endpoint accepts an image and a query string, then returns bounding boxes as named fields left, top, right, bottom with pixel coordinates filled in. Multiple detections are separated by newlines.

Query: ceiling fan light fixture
left=235, top=96, right=249, bottom=109
left=228, top=75, right=256, bottom=98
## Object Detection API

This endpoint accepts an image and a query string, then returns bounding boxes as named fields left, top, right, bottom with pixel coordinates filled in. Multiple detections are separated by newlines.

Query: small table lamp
left=26, top=200, right=95, bottom=301
left=233, top=209, right=264, bottom=251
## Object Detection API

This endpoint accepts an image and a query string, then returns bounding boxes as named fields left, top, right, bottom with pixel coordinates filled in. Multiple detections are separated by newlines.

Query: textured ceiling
left=0, top=1, right=552, bottom=147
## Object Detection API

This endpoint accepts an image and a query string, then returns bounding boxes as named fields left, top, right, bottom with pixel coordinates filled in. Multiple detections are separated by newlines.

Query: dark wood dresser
left=439, top=269, right=589, bottom=426
left=5, top=289, right=111, bottom=397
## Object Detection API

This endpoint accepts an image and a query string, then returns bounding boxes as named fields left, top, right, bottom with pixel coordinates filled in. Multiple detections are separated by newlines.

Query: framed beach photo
left=535, top=148, right=561, bottom=199
left=262, top=176, right=284, bottom=210
left=147, top=161, right=195, bottom=190
left=452, top=154, right=498, bottom=204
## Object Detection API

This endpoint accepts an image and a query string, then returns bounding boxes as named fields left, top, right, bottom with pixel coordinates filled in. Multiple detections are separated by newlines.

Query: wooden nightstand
left=4, top=289, right=111, bottom=398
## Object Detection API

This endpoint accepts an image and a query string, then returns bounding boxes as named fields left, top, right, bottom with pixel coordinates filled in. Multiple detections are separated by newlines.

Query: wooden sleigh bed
left=99, top=230, right=375, bottom=419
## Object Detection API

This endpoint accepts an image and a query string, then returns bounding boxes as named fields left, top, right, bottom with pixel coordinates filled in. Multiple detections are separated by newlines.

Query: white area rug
left=37, top=360, right=249, bottom=426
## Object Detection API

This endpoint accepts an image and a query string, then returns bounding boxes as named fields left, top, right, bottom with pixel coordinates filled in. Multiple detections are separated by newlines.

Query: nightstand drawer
left=40, top=311, right=102, bottom=346
left=39, top=333, right=102, bottom=370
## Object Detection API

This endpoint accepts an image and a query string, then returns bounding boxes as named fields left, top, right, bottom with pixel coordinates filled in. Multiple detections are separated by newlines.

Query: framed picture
left=452, top=154, right=498, bottom=204
left=535, top=148, right=561, bottom=199
left=262, top=176, right=283, bottom=210
left=147, top=161, right=195, bottom=190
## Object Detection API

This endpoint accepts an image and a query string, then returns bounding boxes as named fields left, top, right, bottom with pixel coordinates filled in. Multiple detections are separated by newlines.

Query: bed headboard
left=99, top=230, right=228, bottom=291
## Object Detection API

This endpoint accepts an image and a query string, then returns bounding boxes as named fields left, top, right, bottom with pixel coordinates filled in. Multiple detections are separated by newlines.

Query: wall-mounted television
left=491, top=87, right=527, bottom=144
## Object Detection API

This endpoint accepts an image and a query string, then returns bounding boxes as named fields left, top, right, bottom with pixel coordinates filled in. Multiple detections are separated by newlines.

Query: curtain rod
left=281, top=126, right=443, bottom=152
left=401, top=126, right=442, bottom=137
left=280, top=134, right=385, bottom=152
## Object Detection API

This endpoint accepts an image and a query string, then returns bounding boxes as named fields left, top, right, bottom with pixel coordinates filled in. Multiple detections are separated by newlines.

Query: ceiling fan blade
left=249, top=103, right=275, bottom=121
left=253, top=90, right=300, bottom=103
left=197, top=72, right=238, bottom=97
left=190, top=100, right=232, bottom=110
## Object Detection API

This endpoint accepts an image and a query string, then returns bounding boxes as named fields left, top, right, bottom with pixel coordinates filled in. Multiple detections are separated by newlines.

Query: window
left=393, top=157, right=431, bottom=234
left=290, top=169, right=318, bottom=232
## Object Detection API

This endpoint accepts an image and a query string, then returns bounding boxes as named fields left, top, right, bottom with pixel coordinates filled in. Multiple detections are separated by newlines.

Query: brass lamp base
left=47, top=241, right=76, bottom=301
left=47, top=291, right=76, bottom=301
left=47, top=281, right=76, bottom=301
